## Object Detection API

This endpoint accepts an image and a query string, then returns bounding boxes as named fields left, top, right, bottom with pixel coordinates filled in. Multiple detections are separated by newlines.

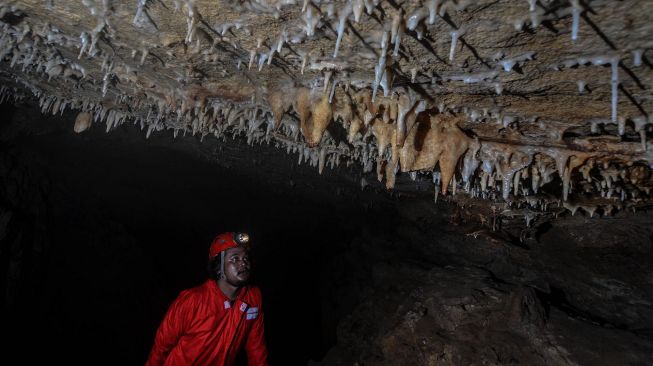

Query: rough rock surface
left=319, top=264, right=653, bottom=365
left=315, top=201, right=653, bottom=365
left=1, top=0, right=653, bottom=217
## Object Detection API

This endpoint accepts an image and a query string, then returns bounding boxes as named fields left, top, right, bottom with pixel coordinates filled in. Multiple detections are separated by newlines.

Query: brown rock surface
left=1, top=0, right=653, bottom=213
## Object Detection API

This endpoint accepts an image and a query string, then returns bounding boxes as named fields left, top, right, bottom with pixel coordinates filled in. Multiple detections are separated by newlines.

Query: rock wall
left=317, top=198, right=653, bottom=365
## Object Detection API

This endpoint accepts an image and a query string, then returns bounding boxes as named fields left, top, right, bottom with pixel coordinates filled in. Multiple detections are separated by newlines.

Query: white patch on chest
left=246, top=307, right=259, bottom=320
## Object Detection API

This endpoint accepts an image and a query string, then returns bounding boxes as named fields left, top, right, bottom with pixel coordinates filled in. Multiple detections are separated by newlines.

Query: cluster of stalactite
left=1, top=0, right=652, bottom=220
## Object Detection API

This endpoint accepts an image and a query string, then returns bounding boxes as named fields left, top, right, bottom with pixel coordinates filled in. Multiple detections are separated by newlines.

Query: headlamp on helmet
left=234, top=232, right=249, bottom=246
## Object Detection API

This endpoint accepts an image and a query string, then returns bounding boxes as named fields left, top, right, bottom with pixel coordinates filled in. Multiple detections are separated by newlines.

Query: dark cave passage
left=2, top=102, right=653, bottom=366
left=0, top=102, right=391, bottom=365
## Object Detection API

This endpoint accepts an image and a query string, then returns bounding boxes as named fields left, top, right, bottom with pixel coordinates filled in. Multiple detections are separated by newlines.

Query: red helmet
left=209, top=232, right=250, bottom=259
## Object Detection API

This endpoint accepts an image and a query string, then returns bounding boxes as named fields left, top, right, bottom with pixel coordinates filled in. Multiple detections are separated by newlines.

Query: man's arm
left=145, top=293, right=190, bottom=366
left=245, top=308, right=268, bottom=366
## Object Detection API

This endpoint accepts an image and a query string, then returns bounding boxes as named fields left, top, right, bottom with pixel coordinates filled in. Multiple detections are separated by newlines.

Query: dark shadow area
left=0, top=102, right=392, bottom=365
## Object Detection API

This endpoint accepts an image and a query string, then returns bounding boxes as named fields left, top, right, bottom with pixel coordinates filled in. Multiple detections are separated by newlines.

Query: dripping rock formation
left=1, top=0, right=653, bottom=215
left=1, top=0, right=653, bottom=365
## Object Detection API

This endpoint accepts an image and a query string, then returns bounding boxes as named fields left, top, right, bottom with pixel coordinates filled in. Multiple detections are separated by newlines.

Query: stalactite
left=0, top=0, right=651, bottom=218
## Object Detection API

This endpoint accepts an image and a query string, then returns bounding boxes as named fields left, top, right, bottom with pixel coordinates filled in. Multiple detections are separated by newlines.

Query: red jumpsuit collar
left=208, top=279, right=249, bottom=303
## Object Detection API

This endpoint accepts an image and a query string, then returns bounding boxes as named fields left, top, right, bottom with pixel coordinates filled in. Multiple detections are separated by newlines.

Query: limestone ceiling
left=1, top=0, right=653, bottom=221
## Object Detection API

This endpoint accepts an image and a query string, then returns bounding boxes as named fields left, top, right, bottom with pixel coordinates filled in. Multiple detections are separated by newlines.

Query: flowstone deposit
left=1, top=0, right=653, bottom=221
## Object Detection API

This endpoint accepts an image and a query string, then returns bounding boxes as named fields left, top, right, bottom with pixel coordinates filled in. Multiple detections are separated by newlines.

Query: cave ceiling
left=1, top=0, right=653, bottom=223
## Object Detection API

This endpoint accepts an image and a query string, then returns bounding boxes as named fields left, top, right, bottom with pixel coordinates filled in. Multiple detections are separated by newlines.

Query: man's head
left=207, top=232, right=251, bottom=286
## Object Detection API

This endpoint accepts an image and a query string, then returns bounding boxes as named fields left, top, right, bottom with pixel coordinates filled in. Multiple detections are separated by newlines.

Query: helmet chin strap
left=219, top=251, right=225, bottom=280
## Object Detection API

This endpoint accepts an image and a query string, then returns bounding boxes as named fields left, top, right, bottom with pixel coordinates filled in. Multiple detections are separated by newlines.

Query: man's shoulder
left=177, top=280, right=214, bottom=301
left=245, top=285, right=263, bottom=304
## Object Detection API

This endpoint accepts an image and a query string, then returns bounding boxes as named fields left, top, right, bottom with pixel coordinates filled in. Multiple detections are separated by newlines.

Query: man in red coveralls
left=146, top=232, right=268, bottom=366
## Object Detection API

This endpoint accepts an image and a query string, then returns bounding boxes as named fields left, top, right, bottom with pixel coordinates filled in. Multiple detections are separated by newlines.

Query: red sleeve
left=145, top=292, right=192, bottom=366
left=245, top=290, right=268, bottom=366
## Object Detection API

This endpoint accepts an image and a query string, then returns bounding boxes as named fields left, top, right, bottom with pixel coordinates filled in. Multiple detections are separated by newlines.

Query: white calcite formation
left=1, top=0, right=653, bottom=220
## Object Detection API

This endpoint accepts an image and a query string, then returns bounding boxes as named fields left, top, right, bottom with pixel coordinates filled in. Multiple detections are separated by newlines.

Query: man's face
left=222, top=246, right=251, bottom=287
